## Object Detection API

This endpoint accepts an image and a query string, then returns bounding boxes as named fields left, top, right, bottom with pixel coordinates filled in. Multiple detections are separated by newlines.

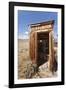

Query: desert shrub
left=25, top=63, right=37, bottom=78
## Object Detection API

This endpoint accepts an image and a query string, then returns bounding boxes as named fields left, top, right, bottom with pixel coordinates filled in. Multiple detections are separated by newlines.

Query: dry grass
left=18, top=39, right=37, bottom=79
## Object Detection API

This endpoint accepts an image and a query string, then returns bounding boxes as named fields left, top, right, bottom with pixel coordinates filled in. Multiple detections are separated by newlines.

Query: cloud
left=18, top=34, right=29, bottom=39
left=25, top=31, right=29, bottom=35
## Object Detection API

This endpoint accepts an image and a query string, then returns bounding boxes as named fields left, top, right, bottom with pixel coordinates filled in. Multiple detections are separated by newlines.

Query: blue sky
left=18, top=10, right=58, bottom=39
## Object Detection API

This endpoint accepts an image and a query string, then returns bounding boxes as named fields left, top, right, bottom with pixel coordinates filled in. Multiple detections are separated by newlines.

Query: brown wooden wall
left=29, top=31, right=36, bottom=64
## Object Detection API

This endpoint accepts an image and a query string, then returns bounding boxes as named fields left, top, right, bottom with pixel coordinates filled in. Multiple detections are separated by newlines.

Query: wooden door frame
left=35, top=30, right=53, bottom=70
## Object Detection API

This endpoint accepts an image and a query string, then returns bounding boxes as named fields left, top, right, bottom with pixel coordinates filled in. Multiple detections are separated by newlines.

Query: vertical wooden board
left=48, top=31, right=55, bottom=72
left=48, top=31, right=52, bottom=71
left=34, top=31, right=37, bottom=64
left=29, top=31, right=36, bottom=64
left=51, top=32, right=56, bottom=72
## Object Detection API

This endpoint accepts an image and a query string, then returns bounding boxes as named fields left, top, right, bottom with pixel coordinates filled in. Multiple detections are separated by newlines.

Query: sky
left=18, top=10, right=58, bottom=39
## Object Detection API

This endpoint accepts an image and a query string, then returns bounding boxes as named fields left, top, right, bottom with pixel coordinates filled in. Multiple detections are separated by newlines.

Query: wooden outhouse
left=29, top=20, right=55, bottom=72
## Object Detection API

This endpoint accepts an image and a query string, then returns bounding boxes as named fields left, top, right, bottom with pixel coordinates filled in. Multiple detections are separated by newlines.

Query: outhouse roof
left=30, top=20, right=54, bottom=27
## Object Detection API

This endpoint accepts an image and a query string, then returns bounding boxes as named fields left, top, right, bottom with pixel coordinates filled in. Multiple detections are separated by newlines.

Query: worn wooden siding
left=29, top=31, right=36, bottom=64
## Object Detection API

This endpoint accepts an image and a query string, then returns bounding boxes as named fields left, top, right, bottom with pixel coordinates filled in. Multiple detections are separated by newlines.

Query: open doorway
left=37, top=32, right=49, bottom=67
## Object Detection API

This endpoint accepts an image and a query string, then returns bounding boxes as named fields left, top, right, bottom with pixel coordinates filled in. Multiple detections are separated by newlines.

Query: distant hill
left=18, top=39, right=29, bottom=42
